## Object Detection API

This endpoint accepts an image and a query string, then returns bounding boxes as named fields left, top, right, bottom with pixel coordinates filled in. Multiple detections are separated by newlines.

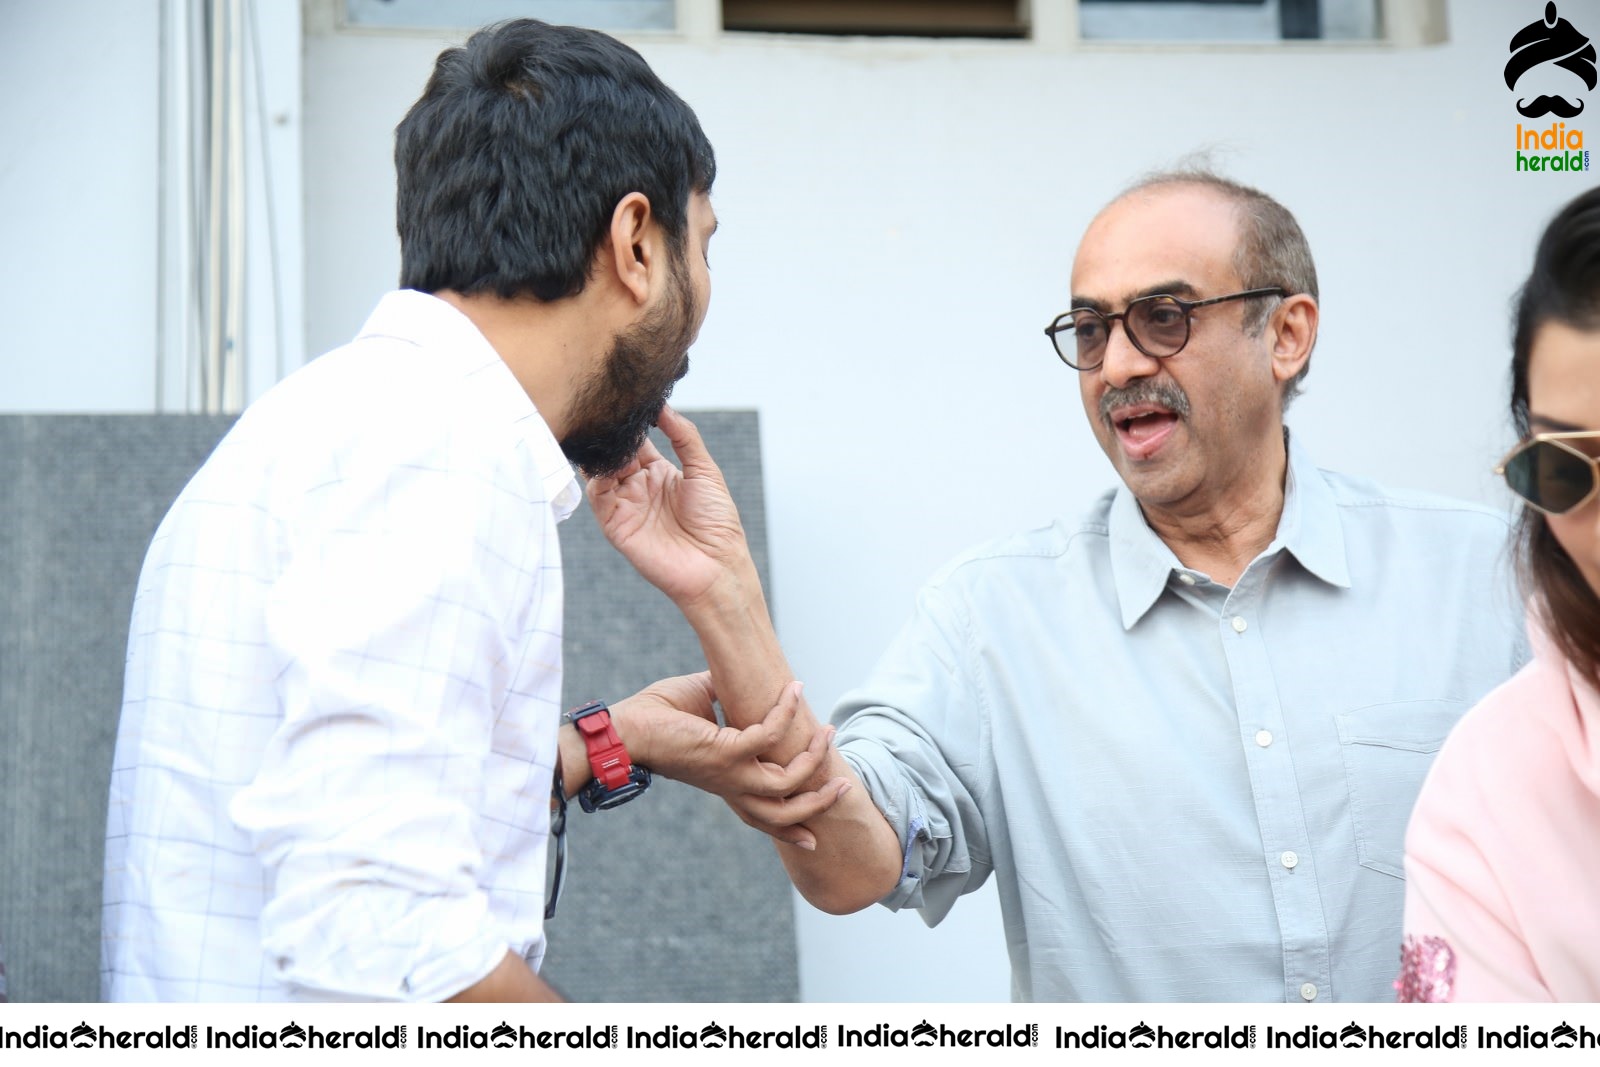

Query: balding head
left=1103, top=170, right=1319, bottom=406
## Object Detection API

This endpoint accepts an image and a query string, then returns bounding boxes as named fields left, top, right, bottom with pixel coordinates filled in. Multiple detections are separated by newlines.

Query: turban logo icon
left=1506, top=2, right=1597, bottom=118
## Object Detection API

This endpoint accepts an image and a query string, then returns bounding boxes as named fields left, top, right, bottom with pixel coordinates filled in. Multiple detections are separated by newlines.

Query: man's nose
left=1097, top=319, right=1161, bottom=391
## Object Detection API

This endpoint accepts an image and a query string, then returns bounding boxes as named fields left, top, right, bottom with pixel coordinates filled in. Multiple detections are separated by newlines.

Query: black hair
left=394, top=19, right=715, bottom=301
left=1509, top=186, right=1600, bottom=686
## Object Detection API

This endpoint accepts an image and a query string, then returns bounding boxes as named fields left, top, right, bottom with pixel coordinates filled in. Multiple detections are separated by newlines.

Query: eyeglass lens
left=1068, top=297, right=1189, bottom=362
left=1504, top=439, right=1597, bottom=514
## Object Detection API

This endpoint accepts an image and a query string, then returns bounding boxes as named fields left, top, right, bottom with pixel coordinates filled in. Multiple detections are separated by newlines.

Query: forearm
left=773, top=750, right=903, bottom=913
left=557, top=721, right=892, bottom=910
left=677, top=568, right=902, bottom=907
left=681, top=556, right=813, bottom=761
left=584, top=406, right=901, bottom=905
left=447, top=951, right=563, bottom=1002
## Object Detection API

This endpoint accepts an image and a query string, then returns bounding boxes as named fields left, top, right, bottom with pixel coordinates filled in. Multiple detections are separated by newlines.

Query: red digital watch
left=565, top=700, right=652, bottom=812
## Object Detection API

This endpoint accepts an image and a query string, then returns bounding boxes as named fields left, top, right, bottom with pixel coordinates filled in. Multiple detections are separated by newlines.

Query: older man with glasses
left=592, top=168, right=1528, bottom=1002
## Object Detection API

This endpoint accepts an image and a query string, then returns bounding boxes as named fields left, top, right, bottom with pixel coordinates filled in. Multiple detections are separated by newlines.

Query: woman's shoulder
left=1412, top=644, right=1582, bottom=835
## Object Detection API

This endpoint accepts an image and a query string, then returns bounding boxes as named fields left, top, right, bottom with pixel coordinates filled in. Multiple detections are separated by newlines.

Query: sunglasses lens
left=1505, top=440, right=1596, bottom=514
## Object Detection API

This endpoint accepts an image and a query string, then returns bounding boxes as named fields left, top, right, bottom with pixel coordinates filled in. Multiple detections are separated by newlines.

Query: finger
left=639, top=670, right=718, bottom=718
left=632, top=433, right=668, bottom=470
left=728, top=799, right=818, bottom=851
left=676, top=670, right=717, bottom=720
left=585, top=461, right=637, bottom=501
left=736, top=777, right=851, bottom=827
left=703, top=686, right=796, bottom=763
left=716, top=681, right=801, bottom=760
left=585, top=443, right=656, bottom=499
left=656, top=405, right=725, bottom=485
left=734, top=722, right=834, bottom=796
left=761, top=721, right=834, bottom=794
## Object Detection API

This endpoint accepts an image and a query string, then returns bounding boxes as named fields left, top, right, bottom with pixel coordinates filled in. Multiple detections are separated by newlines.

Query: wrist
left=557, top=723, right=589, bottom=799
left=683, top=571, right=778, bottom=660
left=602, top=694, right=659, bottom=770
left=677, top=554, right=766, bottom=621
left=564, top=701, right=651, bottom=812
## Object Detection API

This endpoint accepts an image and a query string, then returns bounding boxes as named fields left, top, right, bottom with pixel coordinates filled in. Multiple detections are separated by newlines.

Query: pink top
left=1399, top=624, right=1600, bottom=1001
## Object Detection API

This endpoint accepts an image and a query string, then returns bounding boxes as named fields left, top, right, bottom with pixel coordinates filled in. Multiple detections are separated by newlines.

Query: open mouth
left=1111, top=404, right=1180, bottom=460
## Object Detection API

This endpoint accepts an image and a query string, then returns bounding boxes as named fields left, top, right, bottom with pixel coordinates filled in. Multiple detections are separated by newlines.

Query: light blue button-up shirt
left=836, top=436, right=1527, bottom=1002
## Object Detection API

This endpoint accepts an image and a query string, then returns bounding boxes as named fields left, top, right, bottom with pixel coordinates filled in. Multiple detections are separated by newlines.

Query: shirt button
left=1300, top=982, right=1318, bottom=1001
left=1230, top=615, right=1248, bottom=633
left=1281, top=850, right=1299, bottom=869
left=1255, top=730, right=1273, bottom=747
left=1177, top=572, right=1197, bottom=586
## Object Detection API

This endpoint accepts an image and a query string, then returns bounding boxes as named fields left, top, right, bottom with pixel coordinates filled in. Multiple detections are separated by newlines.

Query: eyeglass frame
left=1494, top=430, right=1600, bottom=516
left=545, top=764, right=568, bottom=920
left=1044, top=287, right=1289, bottom=371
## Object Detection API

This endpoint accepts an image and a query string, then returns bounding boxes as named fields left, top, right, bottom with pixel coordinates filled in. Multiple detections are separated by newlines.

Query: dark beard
left=561, top=253, right=696, bottom=479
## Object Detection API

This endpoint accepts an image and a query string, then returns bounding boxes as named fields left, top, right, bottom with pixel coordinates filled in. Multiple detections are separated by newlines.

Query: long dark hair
left=1509, top=186, right=1600, bottom=686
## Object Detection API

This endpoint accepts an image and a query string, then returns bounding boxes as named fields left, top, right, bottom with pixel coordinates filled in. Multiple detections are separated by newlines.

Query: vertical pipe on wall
left=203, top=0, right=225, bottom=413
left=224, top=0, right=247, bottom=413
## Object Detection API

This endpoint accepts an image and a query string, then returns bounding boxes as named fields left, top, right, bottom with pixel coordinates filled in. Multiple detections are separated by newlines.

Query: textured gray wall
left=0, top=411, right=795, bottom=1003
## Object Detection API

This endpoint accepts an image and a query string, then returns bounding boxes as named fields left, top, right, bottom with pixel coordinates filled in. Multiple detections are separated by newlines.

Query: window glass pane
left=345, top=0, right=676, bottom=32
left=723, top=1, right=1027, bottom=38
left=1079, top=0, right=1380, bottom=42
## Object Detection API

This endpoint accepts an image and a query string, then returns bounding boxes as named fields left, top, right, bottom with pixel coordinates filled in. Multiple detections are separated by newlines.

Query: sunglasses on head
left=1497, top=431, right=1600, bottom=515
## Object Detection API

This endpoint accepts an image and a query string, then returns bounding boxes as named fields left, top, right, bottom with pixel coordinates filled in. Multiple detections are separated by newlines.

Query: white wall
left=0, top=0, right=302, bottom=415
left=6, top=0, right=1597, bottom=1002
left=1, top=0, right=161, bottom=410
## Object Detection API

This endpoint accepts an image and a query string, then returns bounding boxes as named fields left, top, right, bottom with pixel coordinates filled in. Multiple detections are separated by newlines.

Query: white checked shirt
left=102, top=291, right=582, bottom=1001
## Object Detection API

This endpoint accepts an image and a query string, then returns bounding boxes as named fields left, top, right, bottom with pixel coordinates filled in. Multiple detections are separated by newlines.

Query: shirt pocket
left=1335, top=699, right=1468, bottom=879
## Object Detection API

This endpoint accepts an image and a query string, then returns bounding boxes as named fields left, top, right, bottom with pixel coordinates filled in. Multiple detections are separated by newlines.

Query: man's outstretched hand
left=609, top=673, right=849, bottom=850
left=587, top=406, right=754, bottom=610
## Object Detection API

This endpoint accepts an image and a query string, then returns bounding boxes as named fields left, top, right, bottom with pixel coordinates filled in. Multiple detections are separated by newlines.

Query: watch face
left=578, top=766, right=652, bottom=813
left=593, top=781, right=647, bottom=810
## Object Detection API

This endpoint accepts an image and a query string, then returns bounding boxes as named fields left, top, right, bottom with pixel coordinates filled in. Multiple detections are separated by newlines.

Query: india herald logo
left=1507, top=2, right=1597, bottom=117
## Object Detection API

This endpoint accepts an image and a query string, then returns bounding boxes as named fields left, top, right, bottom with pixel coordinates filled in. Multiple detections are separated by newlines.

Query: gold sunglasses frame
left=1495, top=430, right=1600, bottom=516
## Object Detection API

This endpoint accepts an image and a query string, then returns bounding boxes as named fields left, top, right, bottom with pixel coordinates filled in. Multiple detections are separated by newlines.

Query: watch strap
left=569, top=700, right=634, bottom=791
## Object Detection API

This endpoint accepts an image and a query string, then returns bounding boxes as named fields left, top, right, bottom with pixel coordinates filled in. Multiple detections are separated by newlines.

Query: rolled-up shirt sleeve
left=834, top=578, right=994, bottom=926
left=231, top=436, right=543, bottom=1002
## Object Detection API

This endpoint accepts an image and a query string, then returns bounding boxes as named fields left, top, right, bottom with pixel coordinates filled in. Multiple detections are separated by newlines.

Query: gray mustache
left=1099, top=380, right=1192, bottom=424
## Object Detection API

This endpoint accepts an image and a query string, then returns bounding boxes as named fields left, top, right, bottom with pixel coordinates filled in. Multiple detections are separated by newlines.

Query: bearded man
left=101, top=19, right=821, bottom=1003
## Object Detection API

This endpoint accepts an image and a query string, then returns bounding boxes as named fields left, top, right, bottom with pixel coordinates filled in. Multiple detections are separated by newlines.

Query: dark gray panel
left=0, top=411, right=794, bottom=1003
left=0, top=415, right=236, bottom=1004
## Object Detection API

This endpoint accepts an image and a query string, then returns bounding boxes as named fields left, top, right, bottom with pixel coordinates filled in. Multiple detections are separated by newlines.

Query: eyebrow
left=1069, top=279, right=1203, bottom=313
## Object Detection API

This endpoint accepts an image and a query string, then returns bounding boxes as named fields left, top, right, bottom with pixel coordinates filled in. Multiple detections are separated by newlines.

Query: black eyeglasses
left=1497, top=431, right=1600, bottom=515
left=545, top=766, right=568, bottom=920
left=1044, top=287, right=1288, bottom=371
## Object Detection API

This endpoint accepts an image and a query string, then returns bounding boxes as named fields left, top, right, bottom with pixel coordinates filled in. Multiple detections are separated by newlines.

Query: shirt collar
left=1107, top=429, right=1351, bottom=630
left=1274, top=431, right=1352, bottom=590
left=357, top=290, right=582, bottom=522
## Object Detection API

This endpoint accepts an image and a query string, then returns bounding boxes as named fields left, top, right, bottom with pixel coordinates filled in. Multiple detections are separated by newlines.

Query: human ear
left=1269, top=293, right=1318, bottom=386
left=605, top=192, right=657, bottom=306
